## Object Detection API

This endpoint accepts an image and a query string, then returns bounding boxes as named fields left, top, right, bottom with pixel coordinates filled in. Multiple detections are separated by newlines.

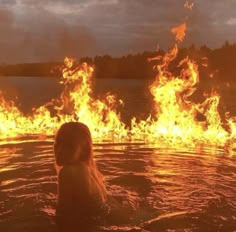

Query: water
left=0, top=77, right=236, bottom=231
left=0, top=141, right=236, bottom=231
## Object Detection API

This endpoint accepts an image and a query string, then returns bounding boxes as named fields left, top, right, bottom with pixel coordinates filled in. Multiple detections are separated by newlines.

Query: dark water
left=0, top=140, right=236, bottom=231
left=0, top=77, right=236, bottom=231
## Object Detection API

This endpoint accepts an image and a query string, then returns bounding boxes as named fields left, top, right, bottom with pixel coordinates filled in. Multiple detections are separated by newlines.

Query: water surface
left=0, top=140, right=236, bottom=231
left=0, top=77, right=236, bottom=231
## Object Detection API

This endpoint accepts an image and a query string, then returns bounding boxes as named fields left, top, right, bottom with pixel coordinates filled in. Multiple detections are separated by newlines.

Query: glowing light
left=0, top=23, right=235, bottom=148
left=171, top=23, right=187, bottom=43
left=0, top=59, right=127, bottom=141
left=184, top=1, right=194, bottom=10
left=130, top=23, right=236, bottom=147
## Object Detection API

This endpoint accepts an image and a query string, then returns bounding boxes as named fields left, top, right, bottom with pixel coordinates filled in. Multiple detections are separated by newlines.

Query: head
left=54, top=122, right=93, bottom=166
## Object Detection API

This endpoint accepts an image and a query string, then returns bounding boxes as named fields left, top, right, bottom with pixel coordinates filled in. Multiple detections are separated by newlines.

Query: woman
left=54, top=122, right=108, bottom=232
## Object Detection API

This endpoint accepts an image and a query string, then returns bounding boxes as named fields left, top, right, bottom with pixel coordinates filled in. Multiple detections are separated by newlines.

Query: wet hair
left=54, top=122, right=93, bottom=166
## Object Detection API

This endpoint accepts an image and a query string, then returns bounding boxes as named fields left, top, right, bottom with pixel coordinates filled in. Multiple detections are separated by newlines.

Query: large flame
left=0, top=58, right=127, bottom=141
left=131, top=49, right=234, bottom=146
left=0, top=23, right=235, bottom=148
left=130, top=23, right=236, bottom=147
left=57, top=58, right=127, bottom=139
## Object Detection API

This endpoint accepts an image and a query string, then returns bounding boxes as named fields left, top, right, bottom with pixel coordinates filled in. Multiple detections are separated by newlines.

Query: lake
left=0, top=76, right=236, bottom=231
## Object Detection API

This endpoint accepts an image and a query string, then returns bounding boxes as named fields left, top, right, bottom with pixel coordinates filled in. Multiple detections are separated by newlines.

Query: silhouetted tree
left=0, top=42, right=235, bottom=84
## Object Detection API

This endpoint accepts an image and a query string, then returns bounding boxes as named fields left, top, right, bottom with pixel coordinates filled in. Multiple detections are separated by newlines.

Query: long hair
left=54, top=122, right=107, bottom=201
left=54, top=122, right=93, bottom=166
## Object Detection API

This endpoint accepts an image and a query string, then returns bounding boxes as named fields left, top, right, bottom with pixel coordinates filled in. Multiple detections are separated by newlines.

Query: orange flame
left=184, top=1, right=194, bottom=10
left=130, top=24, right=236, bottom=147
left=171, top=23, right=187, bottom=42
left=0, top=23, right=235, bottom=149
left=0, top=59, right=127, bottom=141
left=58, top=58, right=127, bottom=140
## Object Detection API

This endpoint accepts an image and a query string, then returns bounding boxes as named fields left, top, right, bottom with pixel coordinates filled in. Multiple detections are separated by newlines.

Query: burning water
left=0, top=24, right=235, bottom=149
left=0, top=60, right=236, bottom=231
left=0, top=20, right=236, bottom=231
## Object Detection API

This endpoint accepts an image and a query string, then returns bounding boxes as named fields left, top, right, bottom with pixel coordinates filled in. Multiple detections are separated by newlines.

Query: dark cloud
left=0, top=5, right=96, bottom=63
left=0, top=0, right=17, bottom=6
left=0, top=0, right=235, bottom=63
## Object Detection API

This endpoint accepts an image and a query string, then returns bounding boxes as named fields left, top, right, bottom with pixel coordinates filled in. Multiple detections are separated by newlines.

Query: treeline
left=0, top=62, right=62, bottom=78
left=0, top=41, right=236, bottom=82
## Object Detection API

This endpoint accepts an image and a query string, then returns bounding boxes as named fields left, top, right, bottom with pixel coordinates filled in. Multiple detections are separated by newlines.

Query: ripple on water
left=0, top=140, right=236, bottom=231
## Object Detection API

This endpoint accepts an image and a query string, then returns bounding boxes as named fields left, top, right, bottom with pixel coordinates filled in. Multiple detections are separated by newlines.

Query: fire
left=0, top=23, right=235, bottom=148
left=0, top=91, right=59, bottom=140
left=57, top=58, right=127, bottom=139
left=131, top=52, right=233, bottom=146
left=184, top=1, right=194, bottom=10
left=130, top=23, right=236, bottom=147
left=0, top=59, right=127, bottom=141
left=171, top=23, right=187, bottom=43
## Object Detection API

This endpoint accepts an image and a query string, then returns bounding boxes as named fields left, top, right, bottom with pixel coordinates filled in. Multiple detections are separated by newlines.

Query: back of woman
left=54, top=122, right=108, bottom=232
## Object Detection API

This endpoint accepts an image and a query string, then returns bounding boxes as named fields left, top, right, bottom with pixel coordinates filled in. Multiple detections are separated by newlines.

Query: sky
left=0, top=0, right=236, bottom=63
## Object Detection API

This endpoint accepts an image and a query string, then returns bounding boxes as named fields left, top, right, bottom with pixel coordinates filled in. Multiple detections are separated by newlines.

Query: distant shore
left=0, top=42, right=236, bottom=82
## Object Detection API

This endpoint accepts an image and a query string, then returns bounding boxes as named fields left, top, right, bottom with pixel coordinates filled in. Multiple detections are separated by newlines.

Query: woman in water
left=54, top=122, right=107, bottom=232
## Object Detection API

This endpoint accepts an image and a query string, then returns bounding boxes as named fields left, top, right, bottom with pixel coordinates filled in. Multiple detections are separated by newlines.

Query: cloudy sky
left=0, top=0, right=236, bottom=63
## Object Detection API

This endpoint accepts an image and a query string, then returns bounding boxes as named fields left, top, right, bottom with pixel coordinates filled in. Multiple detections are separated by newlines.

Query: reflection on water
left=0, top=139, right=235, bottom=232
left=0, top=78, right=236, bottom=231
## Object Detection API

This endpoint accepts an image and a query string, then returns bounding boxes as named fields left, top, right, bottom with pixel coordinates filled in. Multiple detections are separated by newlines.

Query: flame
left=58, top=58, right=127, bottom=139
left=130, top=22, right=236, bottom=147
left=171, top=23, right=187, bottom=43
left=0, top=91, right=59, bottom=139
left=184, top=1, right=194, bottom=10
left=0, top=59, right=127, bottom=141
left=0, top=23, right=235, bottom=148
left=130, top=53, right=233, bottom=146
